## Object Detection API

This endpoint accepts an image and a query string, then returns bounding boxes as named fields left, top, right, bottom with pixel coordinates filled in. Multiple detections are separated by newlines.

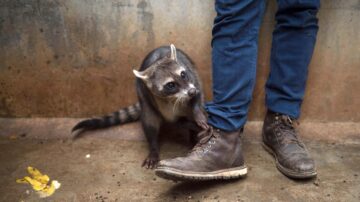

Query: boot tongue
left=277, top=115, right=305, bottom=149
left=278, top=115, right=293, bottom=126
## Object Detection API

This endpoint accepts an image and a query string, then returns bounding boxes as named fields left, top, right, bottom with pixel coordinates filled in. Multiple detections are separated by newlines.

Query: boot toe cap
left=279, top=155, right=317, bottom=177
left=295, top=158, right=316, bottom=173
left=158, top=158, right=186, bottom=169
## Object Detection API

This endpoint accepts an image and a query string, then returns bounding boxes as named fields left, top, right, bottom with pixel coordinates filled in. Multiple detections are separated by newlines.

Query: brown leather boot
left=155, top=127, right=247, bottom=181
left=262, top=110, right=317, bottom=179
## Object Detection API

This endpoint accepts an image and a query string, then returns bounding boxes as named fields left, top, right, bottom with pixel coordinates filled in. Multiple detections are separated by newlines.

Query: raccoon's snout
left=188, top=88, right=197, bottom=97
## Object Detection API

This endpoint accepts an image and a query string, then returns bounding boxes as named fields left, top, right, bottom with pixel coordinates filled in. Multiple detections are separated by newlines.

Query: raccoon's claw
left=196, top=120, right=209, bottom=130
left=142, top=153, right=159, bottom=169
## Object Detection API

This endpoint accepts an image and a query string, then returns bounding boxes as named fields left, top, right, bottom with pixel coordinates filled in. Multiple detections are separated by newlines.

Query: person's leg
left=205, top=0, right=266, bottom=132
left=263, top=0, right=320, bottom=179
left=265, top=0, right=320, bottom=117
left=155, top=0, right=266, bottom=181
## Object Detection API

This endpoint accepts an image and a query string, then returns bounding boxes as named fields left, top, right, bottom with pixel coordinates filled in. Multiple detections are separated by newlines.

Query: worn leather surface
left=158, top=127, right=245, bottom=172
left=262, top=111, right=316, bottom=173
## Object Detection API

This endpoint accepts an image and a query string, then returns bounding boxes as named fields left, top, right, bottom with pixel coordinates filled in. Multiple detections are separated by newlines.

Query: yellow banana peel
left=38, top=180, right=61, bottom=198
left=16, top=166, right=61, bottom=198
left=27, top=166, right=50, bottom=184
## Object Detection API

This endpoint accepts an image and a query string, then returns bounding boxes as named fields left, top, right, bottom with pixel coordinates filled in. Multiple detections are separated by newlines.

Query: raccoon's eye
left=165, top=82, right=176, bottom=90
left=180, top=71, right=186, bottom=79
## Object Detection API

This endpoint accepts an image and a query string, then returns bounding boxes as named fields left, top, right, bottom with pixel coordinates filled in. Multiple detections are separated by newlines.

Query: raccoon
left=72, top=44, right=208, bottom=168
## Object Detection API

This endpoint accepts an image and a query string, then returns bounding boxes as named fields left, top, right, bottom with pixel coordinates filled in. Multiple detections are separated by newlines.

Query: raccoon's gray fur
left=72, top=44, right=208, bottom=168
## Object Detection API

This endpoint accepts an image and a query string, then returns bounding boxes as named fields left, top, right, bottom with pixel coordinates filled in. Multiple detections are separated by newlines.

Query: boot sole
left=262, top=143, right=317, bottom=179
left=155, top=166, right=247, bottom=181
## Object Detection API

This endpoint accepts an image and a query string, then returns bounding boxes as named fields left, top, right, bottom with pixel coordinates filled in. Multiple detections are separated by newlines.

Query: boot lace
left=274, top=114, right=304, bottom=148
left=190, top=126, right=220, bottom=154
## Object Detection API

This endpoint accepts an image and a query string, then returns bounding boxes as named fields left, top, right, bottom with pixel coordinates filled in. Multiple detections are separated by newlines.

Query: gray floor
left=0, top=119, right=359, bottom=202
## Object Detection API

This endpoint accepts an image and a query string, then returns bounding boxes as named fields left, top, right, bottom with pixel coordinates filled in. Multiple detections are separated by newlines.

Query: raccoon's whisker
left=179, top=96, right=186, bottom=105
left=175, top=98, right=182, bottom=111
left=173, top=100, right=177, bottom=112
left=181, top=96, right=186, bottom=104
left=174, top=95, right=186, bottom=111
left=173, top=96, right=181, bottom=112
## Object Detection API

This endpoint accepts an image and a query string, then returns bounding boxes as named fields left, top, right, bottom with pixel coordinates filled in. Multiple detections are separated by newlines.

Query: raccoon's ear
left=133, top=69, right=148, bottom=80
left=170, top=44, right=177, bottom=61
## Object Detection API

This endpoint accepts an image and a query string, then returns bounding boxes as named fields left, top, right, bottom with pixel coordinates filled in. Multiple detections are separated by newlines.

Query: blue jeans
left=205, top=0, right=320, bottom=132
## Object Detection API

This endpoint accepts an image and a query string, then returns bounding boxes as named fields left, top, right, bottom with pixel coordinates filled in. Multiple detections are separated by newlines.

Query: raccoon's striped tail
left=71, top=103, right=141, bottom=133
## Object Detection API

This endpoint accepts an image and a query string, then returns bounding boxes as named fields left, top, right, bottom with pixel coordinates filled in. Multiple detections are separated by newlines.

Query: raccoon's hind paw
left=142, top=152, right=159, bottom=169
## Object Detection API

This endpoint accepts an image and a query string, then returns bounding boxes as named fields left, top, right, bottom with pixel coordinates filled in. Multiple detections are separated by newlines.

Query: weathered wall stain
left=137, top=0, right=155, bottom=48
left=0, top=0, right=359, bottom=122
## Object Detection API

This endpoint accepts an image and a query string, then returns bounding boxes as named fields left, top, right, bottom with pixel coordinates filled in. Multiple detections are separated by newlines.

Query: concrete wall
left=0, top=0, right=359, bottom=121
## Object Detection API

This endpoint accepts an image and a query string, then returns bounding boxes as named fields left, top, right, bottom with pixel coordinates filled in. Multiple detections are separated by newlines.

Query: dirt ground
left=0, top=119, right=359, bottom=202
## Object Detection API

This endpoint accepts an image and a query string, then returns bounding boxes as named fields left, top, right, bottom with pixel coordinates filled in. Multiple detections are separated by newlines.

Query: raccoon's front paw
left=195, top=112, right=209, bottom=130
left=142, top=152, right=159, bottom=169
